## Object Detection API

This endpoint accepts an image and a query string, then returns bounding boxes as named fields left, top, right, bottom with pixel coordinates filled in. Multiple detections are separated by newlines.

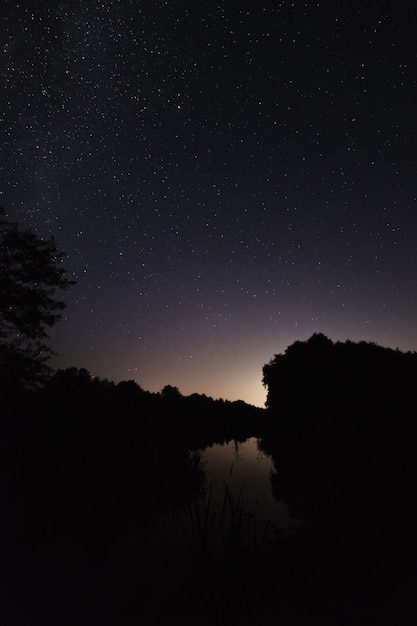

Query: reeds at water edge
left=178, top=463, right=272, bottom=565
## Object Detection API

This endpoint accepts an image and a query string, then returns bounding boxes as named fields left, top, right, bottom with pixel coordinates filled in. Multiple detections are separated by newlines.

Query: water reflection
left=152, top=437, right=299, bottom=569
left=200, top=437, right=299, bottom=532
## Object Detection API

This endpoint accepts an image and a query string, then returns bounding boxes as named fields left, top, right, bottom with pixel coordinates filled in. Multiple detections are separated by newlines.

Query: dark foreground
left=1, top=404, right=417, bottom=625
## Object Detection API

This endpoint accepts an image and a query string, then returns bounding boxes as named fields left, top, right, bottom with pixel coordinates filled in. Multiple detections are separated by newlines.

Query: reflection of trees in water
left=5, top=416, right=211, bottom=624
left=256, top=438, right=271, bottom=463
left=260, top=420, right=417, bottom=588
left=8, top=414, right=417, bottom=624
left=12, top=420, right=206, bottom=550
left=233, top=439, right=240, bottom=461
left=225, top=437, right=267, bottom=463
left=175, top=461, right=272, bottom=563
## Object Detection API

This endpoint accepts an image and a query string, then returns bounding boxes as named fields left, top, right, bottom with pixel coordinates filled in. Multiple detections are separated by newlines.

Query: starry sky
left=2, top=0, right=417, bottom=407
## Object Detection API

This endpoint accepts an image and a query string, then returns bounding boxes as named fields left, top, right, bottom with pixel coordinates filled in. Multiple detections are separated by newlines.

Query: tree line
left=2, top=209, right=416, bottom=426
left=3, top=210, right=417, bottom=624
left=263, top=331, right=417, bottom=421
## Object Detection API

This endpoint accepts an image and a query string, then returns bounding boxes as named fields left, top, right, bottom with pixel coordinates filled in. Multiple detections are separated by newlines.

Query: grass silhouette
left=178, top=463, right=272, bottom=566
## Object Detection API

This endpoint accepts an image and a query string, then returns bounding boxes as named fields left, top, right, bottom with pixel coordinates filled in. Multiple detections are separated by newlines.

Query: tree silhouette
left=0, top=209, right=75, bottom=392
left=263, top=333, right=417, bottom=418
left=161, top=384, right=182, bottom=400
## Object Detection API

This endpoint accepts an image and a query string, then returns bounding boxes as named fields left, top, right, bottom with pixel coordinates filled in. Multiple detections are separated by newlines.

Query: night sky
left=2, top=1, right=417, bottom=406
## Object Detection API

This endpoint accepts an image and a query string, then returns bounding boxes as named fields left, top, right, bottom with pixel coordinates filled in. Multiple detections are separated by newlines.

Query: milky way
left=2, top=1, right=417, bottom=405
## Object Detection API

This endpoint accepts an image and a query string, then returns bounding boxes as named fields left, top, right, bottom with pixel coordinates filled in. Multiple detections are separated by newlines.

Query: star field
left=2, top=1, right=417, bottom=406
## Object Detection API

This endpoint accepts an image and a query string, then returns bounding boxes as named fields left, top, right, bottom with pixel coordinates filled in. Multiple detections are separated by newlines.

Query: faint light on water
left=201, top=437, right=299, bottom=531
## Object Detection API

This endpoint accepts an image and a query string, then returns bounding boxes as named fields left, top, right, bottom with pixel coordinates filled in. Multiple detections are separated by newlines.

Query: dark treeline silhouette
left=1, top=368, right=266, bottom=625
left=3, top=349, right=415, bottom=625
left=5, top=213, right=417, bottom=623
left=31, top=366, right=264, bottom=436
left=2, top=353, right=417, bottom=625
left=263, top=332, right=417, bottom=421
left=257, top=415, right=417, bottom=625
left=2, top=287, right=417, bottom=624
left=257, top=334, right=417, bottom=625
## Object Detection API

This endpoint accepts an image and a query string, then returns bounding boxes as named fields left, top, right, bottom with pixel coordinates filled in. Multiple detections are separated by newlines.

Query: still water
left=200, top=436, right=296, bottom=532
left=153, top=436, right=300, bottom=565
left=134, top=435, right=303, bottom=574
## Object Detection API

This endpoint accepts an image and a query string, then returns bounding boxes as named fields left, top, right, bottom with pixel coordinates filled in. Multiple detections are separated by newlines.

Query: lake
left=201, top=436, right=298, bottom=532
left=152, top=435, right=300, bottom=566
left=8, top=409, right=417, bottom=625
left=201, top=437, right=297, bottom=529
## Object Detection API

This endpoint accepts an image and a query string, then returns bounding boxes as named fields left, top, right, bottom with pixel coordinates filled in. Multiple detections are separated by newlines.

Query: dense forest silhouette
left=3, top=341, right=417, bottom=625
left=263, top=332, right=417, bottom=421
left=2, top=212, right=417, bottom=624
